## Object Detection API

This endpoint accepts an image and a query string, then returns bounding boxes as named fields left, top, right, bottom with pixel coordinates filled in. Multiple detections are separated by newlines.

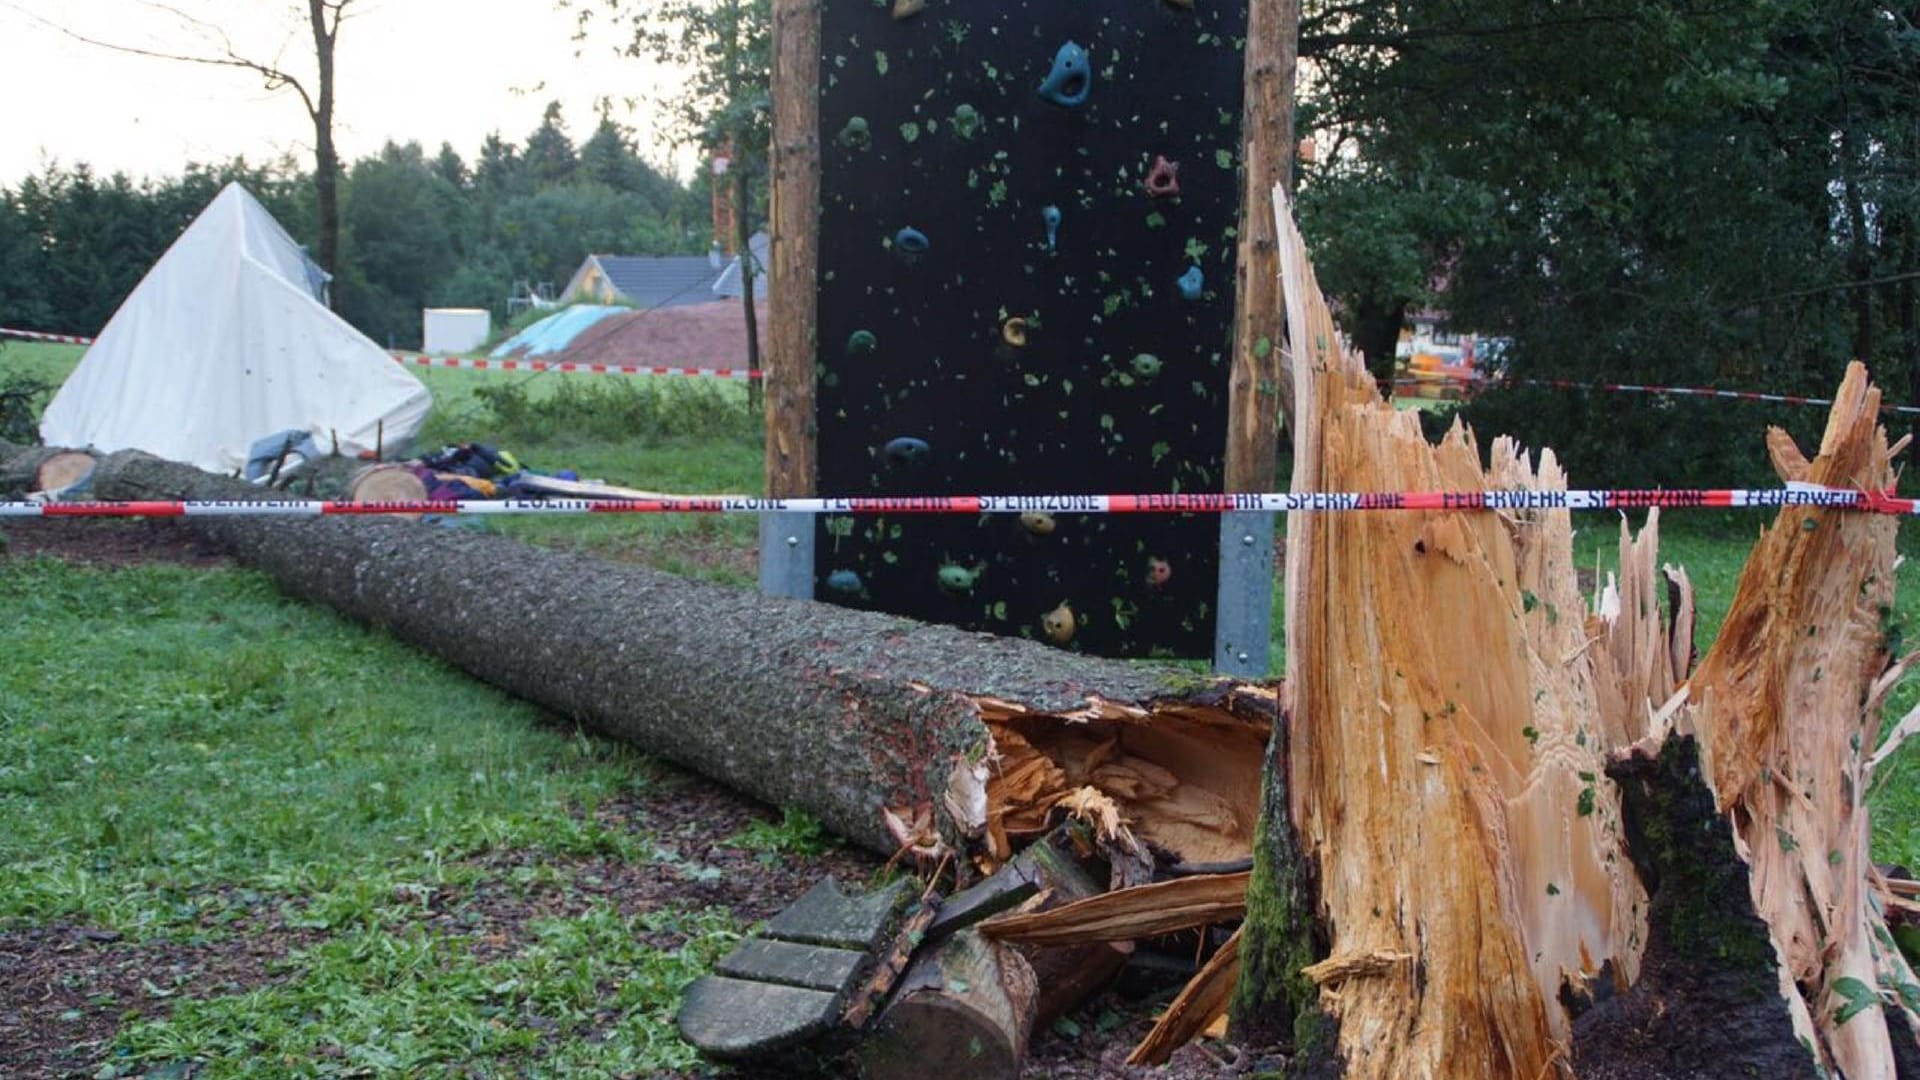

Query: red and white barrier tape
left=388, top=353, right=762, bottom=381
left=1395, top=375, right=1920, bottom=417
left=0, top=326, right=94, bottom=346
left=4, top=485, right=1915, bottom=518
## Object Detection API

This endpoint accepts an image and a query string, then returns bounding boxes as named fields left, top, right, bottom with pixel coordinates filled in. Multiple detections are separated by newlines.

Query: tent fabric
left=40, top=183, right=430, bottom=474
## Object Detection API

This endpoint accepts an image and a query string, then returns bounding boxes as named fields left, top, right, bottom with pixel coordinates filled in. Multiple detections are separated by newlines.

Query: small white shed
left=422, top=308, right=491, bottom=354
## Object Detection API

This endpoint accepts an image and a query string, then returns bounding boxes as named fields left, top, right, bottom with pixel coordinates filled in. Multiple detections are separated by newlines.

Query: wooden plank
left=980, top=872, right=1249, bottom=945
left=715, top=938, right=868, bottom=994
left=1224, top=0, right=1300, bottom=489
left=675, top=975, right=841, bottom=1059
left=508, top=475, right=687, bottom=501
left=1127, top=928, right=1240, bottom=1066
left=764, top=876, right=911, bottom=951
left=923, top=860, right=1042, bottom=942
left=841, top=900, right=938, bottom=1029
left=767, top=0, right=821, bottom=498
left=1016, top=831, right=1132, bottom=1026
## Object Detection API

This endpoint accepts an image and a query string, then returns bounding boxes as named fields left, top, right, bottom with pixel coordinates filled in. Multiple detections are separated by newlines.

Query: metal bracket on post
left=1214, top=510, right=1275, bottom=678
left=759, top=511, right=816, bottom=599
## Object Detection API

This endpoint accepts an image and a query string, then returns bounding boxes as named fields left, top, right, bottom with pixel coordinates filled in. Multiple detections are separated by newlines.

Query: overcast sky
left=0, top=0, right=694, bottom=187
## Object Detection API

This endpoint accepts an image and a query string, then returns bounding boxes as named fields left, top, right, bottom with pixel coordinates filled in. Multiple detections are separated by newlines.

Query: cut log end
left=860, top=930, right=1038, bottom=1080
left=347, top=463, right=428, bottom=504
left=1, top=446, right=98, bottom=498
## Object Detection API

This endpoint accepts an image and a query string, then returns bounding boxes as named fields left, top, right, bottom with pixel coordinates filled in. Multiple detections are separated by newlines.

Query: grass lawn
left=7, top=334, right=1920, bottom=1073
left=0, top=338, right=84, bottom=389
left=0, top=558, right=753, bottom=1076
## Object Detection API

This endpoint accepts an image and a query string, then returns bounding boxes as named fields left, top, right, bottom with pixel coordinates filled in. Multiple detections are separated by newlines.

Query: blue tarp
left=488, top=305, right=627, bottom=358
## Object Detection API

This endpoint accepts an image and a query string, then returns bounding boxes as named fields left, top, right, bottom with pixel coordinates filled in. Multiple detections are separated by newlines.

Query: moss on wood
left=1572, top=736, right=1817, bottom=1079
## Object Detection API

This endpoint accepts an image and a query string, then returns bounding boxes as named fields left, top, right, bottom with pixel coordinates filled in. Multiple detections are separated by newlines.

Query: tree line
left=1296, top=0, right=1920, bottom=482
left=0, top=104, right=711, bottom=349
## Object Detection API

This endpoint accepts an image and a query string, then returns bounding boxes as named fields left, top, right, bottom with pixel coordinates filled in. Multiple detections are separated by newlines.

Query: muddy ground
left=0, top=518, right=1265, bottom=1079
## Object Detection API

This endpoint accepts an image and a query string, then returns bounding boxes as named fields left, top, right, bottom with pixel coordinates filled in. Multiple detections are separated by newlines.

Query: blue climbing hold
left=884, top=436, right=931, bottom=467
left=1177, top=265, right=1204, bottom=300
left=826, top=569, right=863, bottom=594
left=847, top=329, right=878, bottom=355
left=1038, top=42, right=1091, bottom=107
left=894, top=227, right=930, bottom=260
left=1041, top=205, right=1061, bottom=251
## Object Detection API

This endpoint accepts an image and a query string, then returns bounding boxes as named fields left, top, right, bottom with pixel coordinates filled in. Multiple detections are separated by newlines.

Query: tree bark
left=65, top=448, right=1271, bottom=867
left=737, top=155, right=763, bottom=413
left=308, top=0, right=340, bottom=286
left=766, top=0, right=821, bottom=497
left=1225, top=0, right=1301, bottom=483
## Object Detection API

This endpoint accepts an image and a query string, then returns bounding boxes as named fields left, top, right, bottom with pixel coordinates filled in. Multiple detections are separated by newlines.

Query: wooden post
left=1224, top=0, right=1299, bottom=491
left=767, top=0, right=822, bottom=499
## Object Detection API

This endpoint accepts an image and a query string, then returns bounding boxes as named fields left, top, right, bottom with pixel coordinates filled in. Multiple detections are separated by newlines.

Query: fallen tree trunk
left=54, top=448, right=1274, bottom=866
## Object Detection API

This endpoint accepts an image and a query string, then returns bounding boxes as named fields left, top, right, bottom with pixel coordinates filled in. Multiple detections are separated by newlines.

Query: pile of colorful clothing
left=409, top=443, right=576, bottom=500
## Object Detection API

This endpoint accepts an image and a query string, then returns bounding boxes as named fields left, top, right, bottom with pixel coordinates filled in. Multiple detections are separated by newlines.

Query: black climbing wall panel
left=813, top=0, right=1250, bottom=659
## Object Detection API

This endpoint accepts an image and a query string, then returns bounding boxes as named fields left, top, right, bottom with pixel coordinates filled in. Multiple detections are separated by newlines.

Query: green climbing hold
left=847, top=330, right=878, bottom=355
left=838, top=117, right=871, bottom=150
left=937, top=563, right=980, bottom=592
left=952, top=104, right=982, bottom=139
left=1131, top=353, right=1163, bottom=379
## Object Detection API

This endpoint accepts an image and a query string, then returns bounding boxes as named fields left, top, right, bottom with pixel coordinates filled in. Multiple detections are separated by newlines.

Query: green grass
left=0, top=559, right=744, bottom=1076
left=0, top=562, right=674, bottom=933
left=118, top=905, right=739, bottom=1077
left=0, top=338, right=85, bottom=389
left=413, top=373, right=763, bottom=580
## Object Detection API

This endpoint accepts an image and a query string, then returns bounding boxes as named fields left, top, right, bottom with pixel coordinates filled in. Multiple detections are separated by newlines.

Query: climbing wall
left=813, top=0, right=1251, bottom=658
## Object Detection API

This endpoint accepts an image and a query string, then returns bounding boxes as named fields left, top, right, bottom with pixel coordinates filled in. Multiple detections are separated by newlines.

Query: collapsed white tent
left=40, top=183, right=430, bottom=474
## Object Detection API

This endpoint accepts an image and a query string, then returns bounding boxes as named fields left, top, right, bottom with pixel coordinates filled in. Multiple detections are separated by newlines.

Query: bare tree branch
left=7, top=1, right=318, bottom=119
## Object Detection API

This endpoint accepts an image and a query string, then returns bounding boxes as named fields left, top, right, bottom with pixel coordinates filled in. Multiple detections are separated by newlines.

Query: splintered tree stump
left=1230, top=193, right=1920, bottom=1078
left=860, top=929, right=1039, bottom=1080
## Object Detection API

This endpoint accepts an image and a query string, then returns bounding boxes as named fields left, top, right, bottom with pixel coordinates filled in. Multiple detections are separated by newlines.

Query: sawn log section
left=70, top=449, right=1273, bottom=864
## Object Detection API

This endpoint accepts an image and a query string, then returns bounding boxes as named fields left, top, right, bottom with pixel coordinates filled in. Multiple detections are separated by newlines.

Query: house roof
left=712, top=232, right=771, bottom=301
left=590, top=254, right=725, bottom=309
